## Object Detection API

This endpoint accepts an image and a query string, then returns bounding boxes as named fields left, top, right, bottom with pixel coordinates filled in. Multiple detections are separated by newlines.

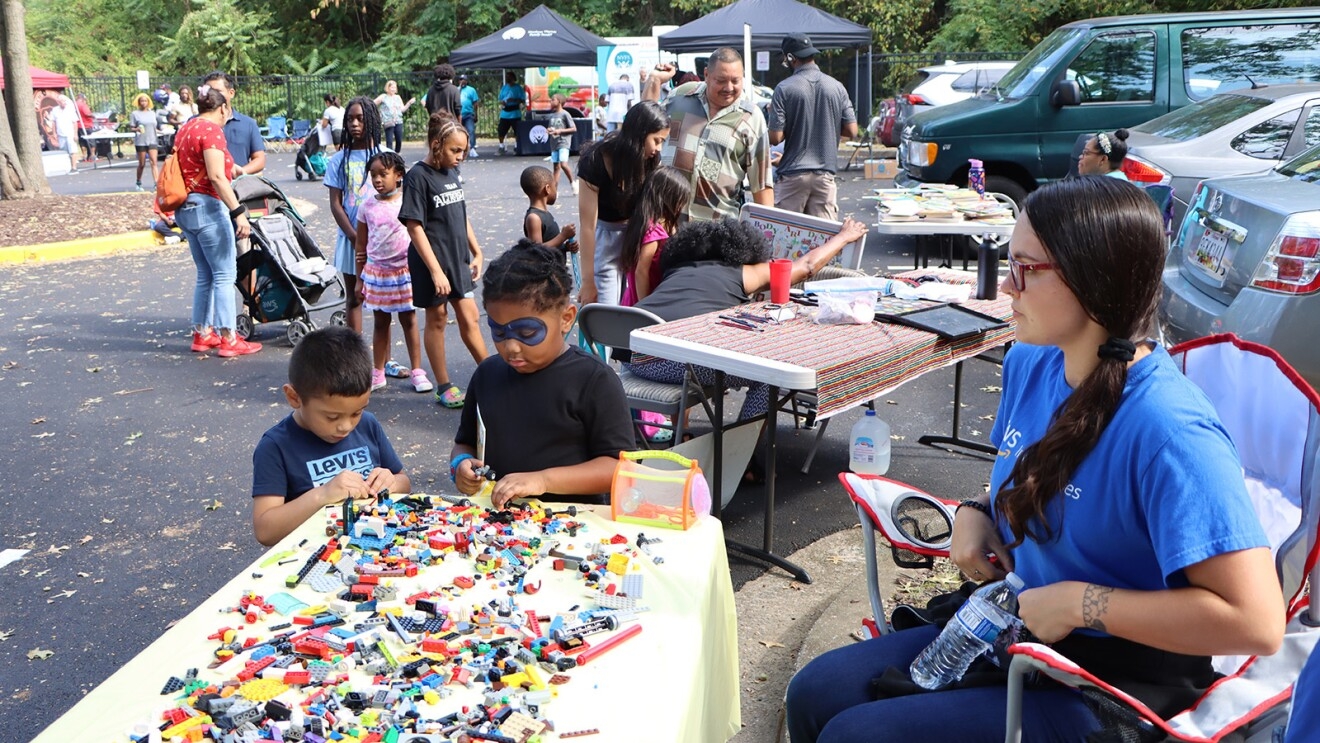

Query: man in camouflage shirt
left=645, top=48, right=773, bottom=222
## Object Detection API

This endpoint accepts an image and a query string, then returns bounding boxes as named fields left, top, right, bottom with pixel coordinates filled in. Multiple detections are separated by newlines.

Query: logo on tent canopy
left=529, top=125, right=550, bottom=144
left=503, top=26, right=558, bottom=40
left=503, top=27, right=527, bottom=40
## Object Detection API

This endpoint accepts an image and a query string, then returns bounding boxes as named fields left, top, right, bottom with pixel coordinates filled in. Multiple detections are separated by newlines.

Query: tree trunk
left=0, top=0, right=51, bottom=198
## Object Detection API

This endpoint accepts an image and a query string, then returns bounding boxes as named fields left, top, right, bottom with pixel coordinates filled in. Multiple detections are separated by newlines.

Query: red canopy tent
left=0, top=61, right=70, bottom=90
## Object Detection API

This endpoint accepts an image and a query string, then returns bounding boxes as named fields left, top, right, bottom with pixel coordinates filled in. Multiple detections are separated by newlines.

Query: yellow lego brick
left=299, top=604, right=327, bottom=616
left=424, top=690, right=440, bottom=705
left=378, top=605, right=403, bottom=616
left=525, top=664, right=546, bottom=691
left=606, top=553, right=630, bottom=575
left=161, top=713, right=211, bottom=739
left=360, top=710, right=379, bottom=726
left=500, top=671, right=529, bottom=688
left=238, top=677, right=289, bottom=702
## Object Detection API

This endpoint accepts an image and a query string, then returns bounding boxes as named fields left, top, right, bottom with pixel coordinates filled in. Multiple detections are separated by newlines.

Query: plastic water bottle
left=968, top=158, right=986, bottom=195
left=910, top=572, right=1025, bottom=690
left=849, top=410, right=891, bottom=475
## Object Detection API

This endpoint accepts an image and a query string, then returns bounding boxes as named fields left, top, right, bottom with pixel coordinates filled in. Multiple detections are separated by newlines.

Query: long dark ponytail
left=996, top=176, right=1166, bottom=547
left=591, top=100, right=668, bottom=212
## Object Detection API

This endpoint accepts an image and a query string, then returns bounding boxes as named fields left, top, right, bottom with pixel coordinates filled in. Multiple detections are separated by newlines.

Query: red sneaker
left=217, top=336, right=263, bottom=357
left=191, top=331, right=222, bottom=352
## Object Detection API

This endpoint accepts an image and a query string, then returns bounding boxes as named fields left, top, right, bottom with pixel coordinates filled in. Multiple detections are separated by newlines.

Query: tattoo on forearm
left=1082, top=584, right=1113, bottom=633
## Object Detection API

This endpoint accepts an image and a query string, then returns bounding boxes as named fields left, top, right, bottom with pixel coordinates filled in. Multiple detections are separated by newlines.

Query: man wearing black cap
left=768, top=33, right=857, bottom=219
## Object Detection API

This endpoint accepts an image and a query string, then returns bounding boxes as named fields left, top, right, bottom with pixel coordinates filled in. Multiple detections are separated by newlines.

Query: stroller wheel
left=295, top=171, right=303, bottom=181
left=287, top=318, right=313, bottom=347
left=235, top=314, right=254, bottom=340
left=329, top=310, right=347, bottom=327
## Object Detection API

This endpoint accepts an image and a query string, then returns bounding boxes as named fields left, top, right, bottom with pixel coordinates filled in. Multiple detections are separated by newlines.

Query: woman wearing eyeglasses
left=1078, top=128, right=1130, bottom=179
left=786, top=176, right=1283, bottom=742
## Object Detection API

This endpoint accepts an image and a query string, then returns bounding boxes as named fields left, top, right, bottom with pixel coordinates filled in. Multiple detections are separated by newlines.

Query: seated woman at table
left=1077, top=128, right=1130, bottom=180
left=785, top=176, right=1283, bottom=742
left=450, top=243, right=635, bottom=510
left=626, top=216, right=868, bottom=421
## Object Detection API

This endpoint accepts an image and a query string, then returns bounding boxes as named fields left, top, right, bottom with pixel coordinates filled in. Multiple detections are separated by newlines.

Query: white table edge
left=871, top=220, right=1015, bottom=237
left=630, top=328, right=817, bottom=391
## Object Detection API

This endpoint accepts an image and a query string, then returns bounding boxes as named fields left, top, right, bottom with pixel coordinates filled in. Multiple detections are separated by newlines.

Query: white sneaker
left=469, top=148, right=479, bottom=158
left=411, top=368, right=434, bottom=393
left=498, top=143, right=506, bottom=154
left=571, top=181, right=579, bottom=195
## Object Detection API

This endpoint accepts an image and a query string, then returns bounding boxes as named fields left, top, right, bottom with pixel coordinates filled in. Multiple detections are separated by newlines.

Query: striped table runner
left=637, top=269, right=1014, bottom=418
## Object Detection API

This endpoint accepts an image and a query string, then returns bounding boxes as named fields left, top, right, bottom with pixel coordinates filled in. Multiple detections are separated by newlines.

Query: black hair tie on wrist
left=1098, top=337, right=1137, bottom=362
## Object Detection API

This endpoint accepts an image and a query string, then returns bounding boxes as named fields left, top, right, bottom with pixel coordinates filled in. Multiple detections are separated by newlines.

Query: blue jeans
left=462, top=115, right=477, bottom=149
left=176, top=193, right=237, bottom=331
left=384, top=123, right=403, bottom=152
left=786, top=625, right=1099, bottom=742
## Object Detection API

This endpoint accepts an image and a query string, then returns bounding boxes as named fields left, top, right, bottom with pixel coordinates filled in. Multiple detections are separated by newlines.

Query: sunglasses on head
left=486, top=316, right=548, bottom=346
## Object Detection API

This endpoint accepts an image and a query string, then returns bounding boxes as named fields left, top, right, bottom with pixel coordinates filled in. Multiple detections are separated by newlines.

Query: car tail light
left=1121, top=155, right=1170, bottom=185
left=1250, top=213, right=1320, bottom=294
left=906, top=94, right=930, bottom=106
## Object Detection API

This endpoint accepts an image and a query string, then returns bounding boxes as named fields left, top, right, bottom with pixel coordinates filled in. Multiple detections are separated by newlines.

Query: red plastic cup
left=769, top=259, right=792, bottom=304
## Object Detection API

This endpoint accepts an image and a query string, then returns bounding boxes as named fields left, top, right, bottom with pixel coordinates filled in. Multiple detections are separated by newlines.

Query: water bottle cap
left=1004, top=571, right=1024, bottom=591
left=865, top=410, right=875, bottom=417
left=969, top=158, right=983, bottom=168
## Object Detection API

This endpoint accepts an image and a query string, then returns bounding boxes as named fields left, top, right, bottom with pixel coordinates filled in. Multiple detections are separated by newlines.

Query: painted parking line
left=0, top=549, right=30, bottom=570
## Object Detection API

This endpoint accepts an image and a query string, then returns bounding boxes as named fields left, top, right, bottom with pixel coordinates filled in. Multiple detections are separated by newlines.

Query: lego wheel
left=329, top=310, right=347, bottom=327
left=235, top=313, right=254, bottom=340
left=286, top=318, right=312, bottom=346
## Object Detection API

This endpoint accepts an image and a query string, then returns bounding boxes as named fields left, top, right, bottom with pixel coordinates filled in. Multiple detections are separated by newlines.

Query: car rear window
left=902, top=71, right=933, bottom=94
left=1182, top=23, right=1320, bottom=101
left=1277, top=142, right=1320, bottom=182
left=1132, top=93, right=1271, bottom=140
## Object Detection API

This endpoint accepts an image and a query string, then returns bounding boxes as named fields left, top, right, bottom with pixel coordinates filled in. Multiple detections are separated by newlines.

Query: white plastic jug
left=849, top=410, right=891, bottom=475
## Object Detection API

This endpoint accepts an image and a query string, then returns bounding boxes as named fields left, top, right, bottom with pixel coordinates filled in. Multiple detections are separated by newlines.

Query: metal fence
left=66, top=51, right=1024, bottom=142
left=65, top=70, right=511, bottom=142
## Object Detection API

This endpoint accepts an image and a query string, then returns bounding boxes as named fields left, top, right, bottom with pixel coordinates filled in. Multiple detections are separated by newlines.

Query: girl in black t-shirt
left=450, top=243, right=635, bottom=510
left=399, top=112, right=490, bottom=408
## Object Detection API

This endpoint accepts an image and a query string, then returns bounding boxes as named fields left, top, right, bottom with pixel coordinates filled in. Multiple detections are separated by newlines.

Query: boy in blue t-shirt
left=251, top=327, right=409, bottom=545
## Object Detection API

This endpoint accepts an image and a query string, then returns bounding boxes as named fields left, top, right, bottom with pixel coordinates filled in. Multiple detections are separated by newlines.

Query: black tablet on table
left=875, top=303, right=1009, bottom=340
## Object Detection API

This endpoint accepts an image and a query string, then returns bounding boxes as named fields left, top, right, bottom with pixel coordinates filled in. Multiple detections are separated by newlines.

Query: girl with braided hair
left=787, top=177, right=1283, bottom=742
left=448, top=242, right=634, bottom=510
left=400, top=111, right=488, bottom=408
left=326, top=96, right=387, bottom=335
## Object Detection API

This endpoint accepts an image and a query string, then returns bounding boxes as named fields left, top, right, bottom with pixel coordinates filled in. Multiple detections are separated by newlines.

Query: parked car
left=899, top=8, right=1320, bottom=205
left=1125, top=84, right=1320, bottom=226
left=894, top=61, right=1016, bottom=135
left=1160, top=143, right=1320, bottom=387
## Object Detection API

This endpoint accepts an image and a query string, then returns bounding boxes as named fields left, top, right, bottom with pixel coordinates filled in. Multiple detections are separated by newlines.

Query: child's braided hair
left=426, top=110, right=467, bottom=162
left=482, top=241, right=573, bottom=313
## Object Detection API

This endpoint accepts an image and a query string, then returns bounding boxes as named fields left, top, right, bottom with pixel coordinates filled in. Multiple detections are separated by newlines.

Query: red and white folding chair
left=841, top=334, right=1320, bottom=741
left=1003, top=335, right=1320, bottom=742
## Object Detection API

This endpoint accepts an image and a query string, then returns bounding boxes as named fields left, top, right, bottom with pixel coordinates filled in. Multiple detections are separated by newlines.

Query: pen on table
left=717, top=320, right=758, bottom=332
left=717, top=315, right=762, bottom=331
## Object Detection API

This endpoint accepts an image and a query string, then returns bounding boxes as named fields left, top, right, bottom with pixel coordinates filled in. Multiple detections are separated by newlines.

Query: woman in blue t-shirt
left=786, top=176, right=1285, bottom=742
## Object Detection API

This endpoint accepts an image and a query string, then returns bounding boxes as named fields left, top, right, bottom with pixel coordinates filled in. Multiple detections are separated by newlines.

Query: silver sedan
left=1160, top=143, right=1320, bottom=387
left=1126, top=84, right=1320, bottom=226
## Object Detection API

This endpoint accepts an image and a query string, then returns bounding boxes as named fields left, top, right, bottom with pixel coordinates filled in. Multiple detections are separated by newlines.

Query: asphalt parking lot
left=0, top=143, right=1007, bottom=739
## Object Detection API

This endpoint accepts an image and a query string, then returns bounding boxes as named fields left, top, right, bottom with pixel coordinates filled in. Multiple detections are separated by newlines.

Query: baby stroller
left=231, top=176, right=346, bottom=345
left=294, top=134, right=326, bottom=181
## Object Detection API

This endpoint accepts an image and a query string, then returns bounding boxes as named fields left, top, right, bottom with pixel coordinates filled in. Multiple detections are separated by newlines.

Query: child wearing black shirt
left=450, top=243, right=634, bottom=509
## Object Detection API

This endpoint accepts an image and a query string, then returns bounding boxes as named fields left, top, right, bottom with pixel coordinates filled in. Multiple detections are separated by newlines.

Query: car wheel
left=985, top=175, right=1029, bottom=209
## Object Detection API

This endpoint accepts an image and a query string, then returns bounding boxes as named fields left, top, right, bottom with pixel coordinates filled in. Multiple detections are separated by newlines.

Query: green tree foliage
left=159, top=0, right=279, bottom=76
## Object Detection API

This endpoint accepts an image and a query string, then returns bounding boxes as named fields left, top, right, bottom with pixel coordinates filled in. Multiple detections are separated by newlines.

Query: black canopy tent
left=657, top=0, right=874, bottom=117
left=656, top=0, right=871, bottom=52
left=449, top=4, right=611, bottom=68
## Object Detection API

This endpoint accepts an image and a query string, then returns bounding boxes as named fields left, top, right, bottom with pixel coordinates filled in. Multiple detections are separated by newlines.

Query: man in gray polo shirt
left=768, top=33, right=857, bottom=219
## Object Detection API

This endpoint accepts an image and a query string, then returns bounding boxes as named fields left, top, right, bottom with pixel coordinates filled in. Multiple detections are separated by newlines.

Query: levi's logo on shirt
left=307, top=447, right=372, bottom=486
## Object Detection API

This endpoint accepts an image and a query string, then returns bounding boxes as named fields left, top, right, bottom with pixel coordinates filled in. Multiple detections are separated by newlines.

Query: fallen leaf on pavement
left=32, top=432, right=54, bottom=439
left=204, top=499, right=223, bottom=511
left=980, top=385, right=1002, bottom=393
left=0, top=629, right=13, bottom=641
left=218, top=542, right=237, bottom=550
left=47, top=545, right=68, bottom=555
left=27, top=648, right=54, bottom=660
left=758, top=640, right=785, bottom=648
left=79, top=535, right=93, bottom=544
left=193, top=436, right=208, bottom=443
left=30, top=417, right=45, bottom=424
left=101, top=518, right=115, bottom=524
left=85, top=366, right=102, bottom=373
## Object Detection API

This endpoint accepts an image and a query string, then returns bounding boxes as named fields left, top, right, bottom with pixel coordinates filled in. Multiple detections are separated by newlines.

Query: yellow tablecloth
left=35, top=498, right=740, bottom=742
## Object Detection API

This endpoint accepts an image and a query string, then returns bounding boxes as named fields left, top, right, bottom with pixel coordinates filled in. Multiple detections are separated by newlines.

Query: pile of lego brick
left=128, top=496, right=652, bottom=743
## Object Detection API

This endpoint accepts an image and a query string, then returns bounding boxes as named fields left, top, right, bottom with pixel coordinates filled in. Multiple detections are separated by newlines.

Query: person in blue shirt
left=1286, top=648, right=1320, bottom=741
left=251, top=327, right=409, bottom=546
left=200, top=71, right=265, bottom=178
left=459, top=74, right=480, bottom=158
left=786, top=176, right=1285, bottom=742
left=497, top=71, right=527, bottom=154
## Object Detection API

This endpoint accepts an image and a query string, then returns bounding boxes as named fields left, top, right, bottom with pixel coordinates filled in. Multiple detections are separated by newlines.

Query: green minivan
left=897, top=8, right=1320, bottom=203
